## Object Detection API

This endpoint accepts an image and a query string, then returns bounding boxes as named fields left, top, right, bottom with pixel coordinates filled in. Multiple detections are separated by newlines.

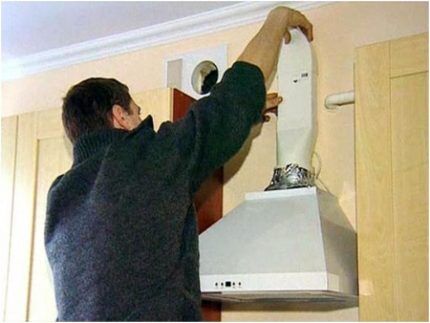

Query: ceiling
left=1, top=1, right=241, bottom=62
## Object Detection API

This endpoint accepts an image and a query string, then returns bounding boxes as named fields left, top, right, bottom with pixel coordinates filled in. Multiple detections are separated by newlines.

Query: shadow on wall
left=224, top=121, right=265, bottom=184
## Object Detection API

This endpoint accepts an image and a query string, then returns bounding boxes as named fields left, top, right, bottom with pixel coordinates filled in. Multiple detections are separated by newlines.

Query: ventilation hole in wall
left=191, top=60, right=219, bottom=95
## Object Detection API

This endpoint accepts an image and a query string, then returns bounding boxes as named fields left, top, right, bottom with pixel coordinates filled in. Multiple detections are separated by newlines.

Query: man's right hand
left=237, top=6, right=313, bottom=83
left=268, top=6, right=313, bottom=44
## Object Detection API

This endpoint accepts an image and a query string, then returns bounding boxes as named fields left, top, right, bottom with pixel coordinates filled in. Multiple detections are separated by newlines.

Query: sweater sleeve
left=158, top=61, right=266, bottom=193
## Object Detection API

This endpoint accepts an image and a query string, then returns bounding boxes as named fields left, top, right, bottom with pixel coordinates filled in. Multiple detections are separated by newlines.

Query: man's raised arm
left=238, top=7, right=313, bottom=83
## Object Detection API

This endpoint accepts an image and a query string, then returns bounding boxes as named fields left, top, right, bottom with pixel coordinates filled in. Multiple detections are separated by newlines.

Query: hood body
left=199, top=187, right=357, bottom=303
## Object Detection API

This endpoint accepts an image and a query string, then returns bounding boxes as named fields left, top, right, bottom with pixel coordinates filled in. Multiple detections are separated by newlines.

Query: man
left=45, top=6, right=313, bottom=321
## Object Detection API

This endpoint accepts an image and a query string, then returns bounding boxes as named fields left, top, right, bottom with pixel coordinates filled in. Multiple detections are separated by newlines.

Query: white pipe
left=324, top=90, right=355, bottom=110
left=277, top=29, right=316, bottom=170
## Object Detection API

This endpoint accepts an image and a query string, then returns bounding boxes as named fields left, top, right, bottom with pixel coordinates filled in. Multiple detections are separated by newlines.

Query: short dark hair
left=62, top=77, right=132, bottom=143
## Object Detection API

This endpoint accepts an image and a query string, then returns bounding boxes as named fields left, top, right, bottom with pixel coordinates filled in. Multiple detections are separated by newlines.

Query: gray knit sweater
left=45, top=62, right=265, bottom=321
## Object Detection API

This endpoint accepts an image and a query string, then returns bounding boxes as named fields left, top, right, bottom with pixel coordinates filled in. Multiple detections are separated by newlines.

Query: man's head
left=62, top=77, right=142, bottom=143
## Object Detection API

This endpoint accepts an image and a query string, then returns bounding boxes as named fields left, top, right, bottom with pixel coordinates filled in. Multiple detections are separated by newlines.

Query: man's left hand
left=263, top=93, right=282, bottom=122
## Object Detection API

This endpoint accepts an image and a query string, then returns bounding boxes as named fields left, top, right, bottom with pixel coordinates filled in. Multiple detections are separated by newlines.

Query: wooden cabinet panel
left=0, top=116, right=18, bottom=321
left=390, top=33, right=429, bottom=78
left=391, top=73, right=428, bottom=321
left=2, top=108, right=72, bottom=321
left=355, top=41, right=396, bottom=321
left=5, top=113, right=38, bottom=320
left=355, top=33, right=428, bottom=321
left=28, top=136, right=72, bottom=321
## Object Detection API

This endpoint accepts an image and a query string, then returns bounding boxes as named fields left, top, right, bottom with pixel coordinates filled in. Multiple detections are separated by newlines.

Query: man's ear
left=111, top=104, right=129, bottom=130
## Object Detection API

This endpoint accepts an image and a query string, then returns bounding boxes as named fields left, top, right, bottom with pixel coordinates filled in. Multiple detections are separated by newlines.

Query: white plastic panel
left=200, top=272, right=331, bottom=293
left=164, top=44, right=227, bottom=99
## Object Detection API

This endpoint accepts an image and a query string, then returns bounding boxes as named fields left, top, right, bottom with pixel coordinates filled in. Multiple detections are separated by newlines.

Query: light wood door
left=355, top=32, right=428, bottom=321
left=4, top=108, right=72, bottom=321
left=1, top=116, right=18, bottom=321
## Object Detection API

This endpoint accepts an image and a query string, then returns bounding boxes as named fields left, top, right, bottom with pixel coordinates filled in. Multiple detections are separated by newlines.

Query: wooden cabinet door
left=3, top=108, right=72, bottom=321
left=355, top=32, right=428, bottom=321
left=1, top=116, right=19, bottom=321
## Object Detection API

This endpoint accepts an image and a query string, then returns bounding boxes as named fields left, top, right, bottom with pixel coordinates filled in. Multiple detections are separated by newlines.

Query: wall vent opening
left=191, top=60, right=219, bottom=95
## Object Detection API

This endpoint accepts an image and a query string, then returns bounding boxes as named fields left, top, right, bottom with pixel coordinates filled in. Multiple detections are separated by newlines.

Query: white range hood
left=199, top=187, right=357, bottom=303
left=198, top=29, right=358, bottom=304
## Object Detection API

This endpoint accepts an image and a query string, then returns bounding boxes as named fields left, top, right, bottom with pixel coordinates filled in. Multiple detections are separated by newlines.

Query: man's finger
left=299, top=23, right=313, bottom=42
left=266, top=92, right=279, bottom=99
left=266, top=96, right=282, bottom=109
left=290, top=11, right=313, bottom=42
left=284, top=30, right=291, bottom=44
left=304, top=21, right=313, bottom=41
left=264, top=106, right=279, bottom=114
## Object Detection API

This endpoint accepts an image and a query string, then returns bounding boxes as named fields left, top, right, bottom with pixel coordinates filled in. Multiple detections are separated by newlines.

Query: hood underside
left=202, top=290, right=357, bottom=304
